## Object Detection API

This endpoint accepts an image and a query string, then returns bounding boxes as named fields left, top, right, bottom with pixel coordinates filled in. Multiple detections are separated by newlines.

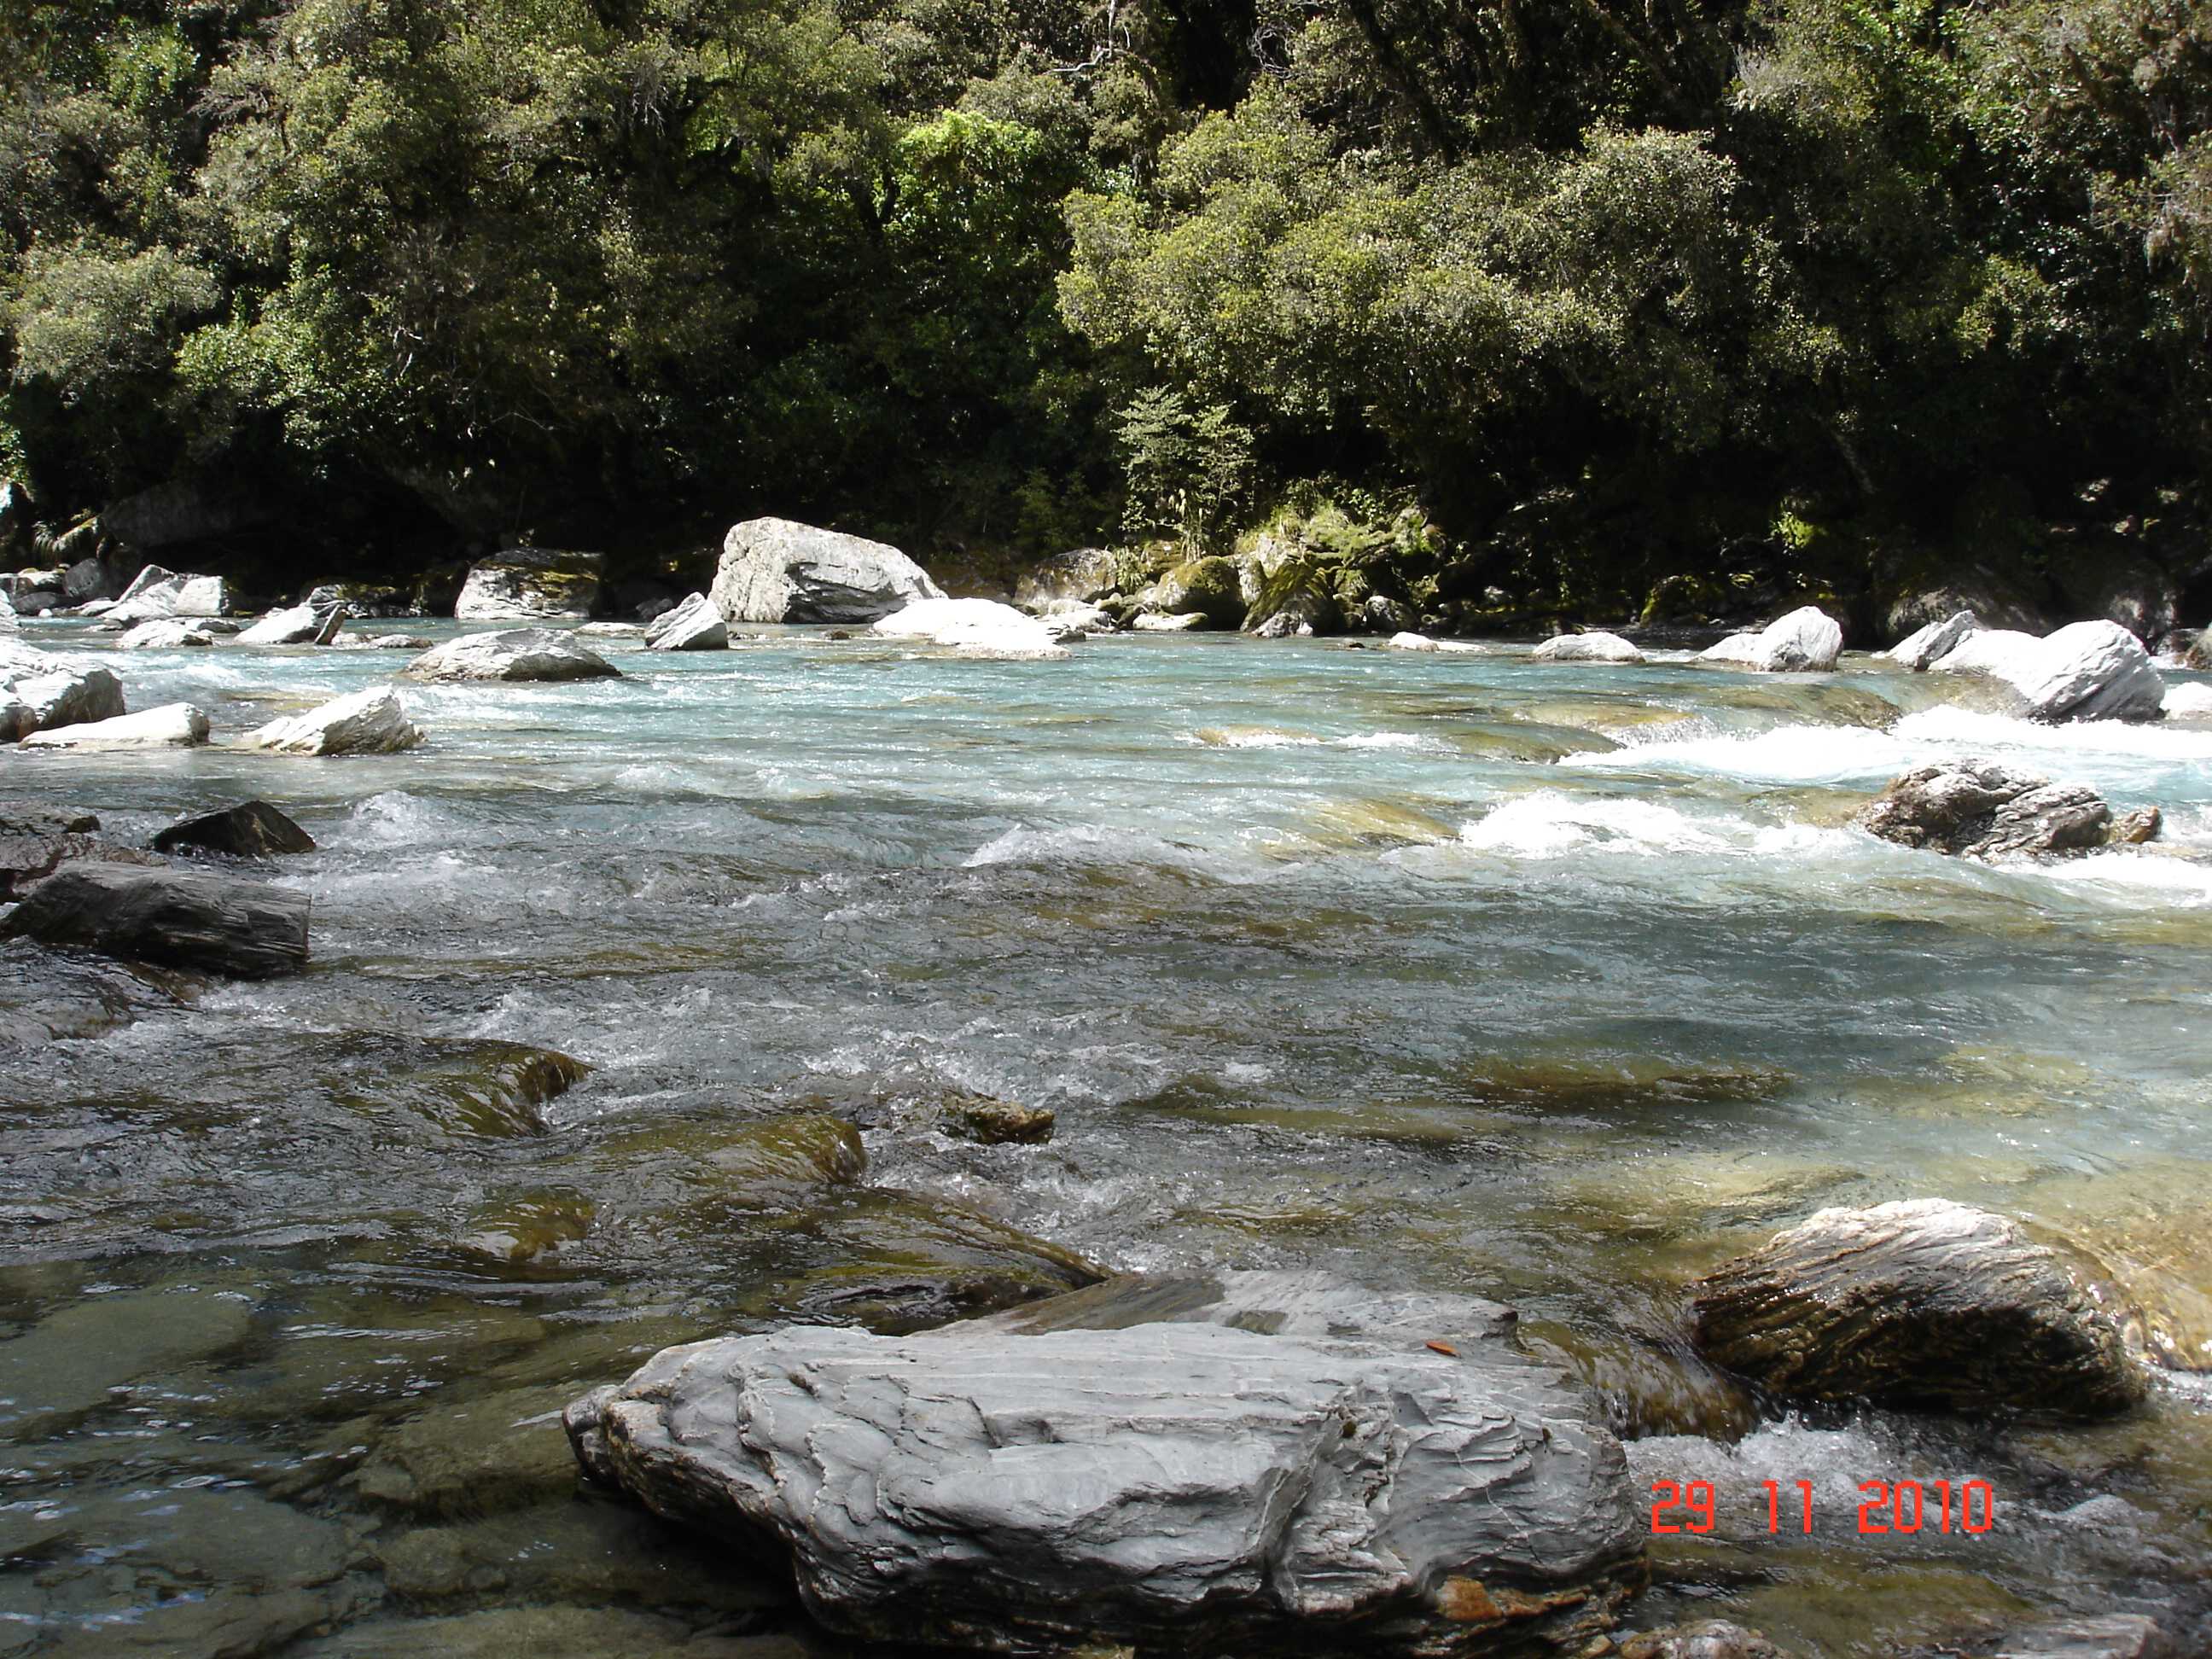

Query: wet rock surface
left=0, top=832, right=165, bottom=899
left=1855, top=762, right=2149, bottom=859
left=400, top=628, right=621, bottom=683
left=242, top=685, right=426, bottom=754
left=0, top=861, right=311, bottom=977
left=152, top=799, right=317, bottom=859
left=568, top=1271, right=1646, bottom=1656
left=1691, top=1200, right=2143, bottom=1418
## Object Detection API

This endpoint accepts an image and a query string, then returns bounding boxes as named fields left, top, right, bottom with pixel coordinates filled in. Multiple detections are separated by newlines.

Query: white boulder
left=2163, top=683, right=2212, bottom=720
left=709, top=518, right=944, bottom=624
left=643, top=591, right=729, bottom=651
left=20, top=702, right=211, bottom=751
left=1699, top=606, right=1844, bottom=672
left=399, top=629, right=622, bottom=683
left=105, top=565, right=233, bottom=623
left=1133, top=611, right=1208, bottom=632
left=241, top=687, right=425, bottom=755
left=1533, top=631, right=1644, bottom=664
left=1932, top=620, right=2166, bottom=722
left=236, top=602, right=345, bottom=646
left=0, top=664, right=126, bottom=742
left=870, top=597, right=1069, bottom=659
left=1884, top=609, right=1981, bottom=672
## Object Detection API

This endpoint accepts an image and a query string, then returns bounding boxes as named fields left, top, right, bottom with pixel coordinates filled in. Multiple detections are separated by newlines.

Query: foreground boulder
left=453, top=549, right=606, bottom=621
left=0, top=834, right=163, bottom=900
left=709, top=517, right=944, bottom=624
left=152, top=801, right=316, bottom=859
left=1932, top=620, right=2165, bottom=721
left=20, top=702, right=211, bottom=750
left=0, top=664, right=125, bottom=741
left=1856, top=762, right=2155, bottom=859
left=236, top=601, right=346, bottom=646
left=568, top=1271, right=1644, bottom=1656
left=399, top=630, right=620, bottom=684
left=104, top=565, right=232, bottom=624
left=870, top=597, right=1068, bottom=659
left=1533, top=631, right=1644, bottom=664
left=1698, top=606, right=1843, bottom=672
left=0, top=862, right=310, bottom=977
left=1691, top=1199, right=2143, bottom=1418
left=241, top=687, right=426, bottom=755
left=642, top=591, right=727, bottom=651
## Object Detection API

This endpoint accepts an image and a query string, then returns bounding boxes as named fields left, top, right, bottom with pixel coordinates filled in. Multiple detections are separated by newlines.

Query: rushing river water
left=3, top=618, right=2209, bottom=1656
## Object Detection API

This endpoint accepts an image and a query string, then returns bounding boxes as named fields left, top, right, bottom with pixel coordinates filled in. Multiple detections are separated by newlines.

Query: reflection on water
left=2, top=621, right=2209, bottom=1653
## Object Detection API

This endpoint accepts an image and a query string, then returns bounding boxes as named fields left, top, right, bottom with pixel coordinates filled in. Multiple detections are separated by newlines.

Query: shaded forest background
left=0, top=0, right=2206, bottom=630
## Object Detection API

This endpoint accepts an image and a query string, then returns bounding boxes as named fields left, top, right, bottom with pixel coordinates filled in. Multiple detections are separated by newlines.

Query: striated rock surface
left=1855, top=762, right=2150, bottom=859
left=1533, top=632, right=1644, bottom=664
left=237, top=601, right=346, bottom=646
left=1697, top=607, right=1843, bottom=672
left=1691, top=1199, right=2143, bottom=1418
left=0, top=834, right=164, bottom=900
left=643, top=591, right=727, bottom=650
left=568, top=1271, right=1645, bottom=1656
left=1, top=861, right=311, bottom=977
left=0, top=663, right=125, bottom=741
left=399, top=630, right=620, bottom=684
left=105, top=565, right=233, bottom=623
left=117, top=617, right=218, bottom=649
left=20, top=702, right=210, bottom=750
left=710, top=518, right=944, bottom=624
left=453, top=549, right=606, bottom=620
left=242, top=687, right=425, bottom=755
left=152, top=800, right=317, bottom=859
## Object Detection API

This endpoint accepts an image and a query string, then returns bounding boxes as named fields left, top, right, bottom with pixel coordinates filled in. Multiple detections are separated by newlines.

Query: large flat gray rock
left=568, top=1271, right=1644, bottom=1656
left=1, top=861, right=310, bottom=978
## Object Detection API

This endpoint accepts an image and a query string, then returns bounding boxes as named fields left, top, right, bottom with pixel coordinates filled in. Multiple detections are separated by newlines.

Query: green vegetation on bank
left=0, top=0, right=2205, bottom=627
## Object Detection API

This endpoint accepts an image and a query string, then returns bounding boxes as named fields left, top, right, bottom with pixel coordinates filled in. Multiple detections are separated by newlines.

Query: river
left=3, top=620, right=2209, bottom=1655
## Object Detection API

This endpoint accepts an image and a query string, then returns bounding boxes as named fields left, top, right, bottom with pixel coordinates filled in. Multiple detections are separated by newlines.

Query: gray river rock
left=1855, top=761, right=2134, bottom=859
left=568, top=1271, right=1646, bottom=1656
left=152, top=799, right=318, bottom=859
left=453, top=549, right=607, bottom=620
left=1691, top=1199, right=2143, bottom=1418
left=711, top=517, right=944, bottom=623
left=17, top=701, right=210, bottom=749
left=400, top=628, right=620, bottom=683
left=1, top=861, right=311, bottom=978
left=643, top=590, right=728, bottom=649
left=0, top=832, right=164, bottom=899
left=242, top=685, right=427, bottom=754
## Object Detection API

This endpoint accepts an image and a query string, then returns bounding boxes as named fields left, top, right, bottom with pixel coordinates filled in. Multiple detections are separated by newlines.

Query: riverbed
left=3, top=620, right=2209, bottom=1655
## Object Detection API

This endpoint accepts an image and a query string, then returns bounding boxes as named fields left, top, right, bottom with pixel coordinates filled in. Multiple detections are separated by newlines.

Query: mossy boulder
left=1151, top=556, right=1246, bottom=628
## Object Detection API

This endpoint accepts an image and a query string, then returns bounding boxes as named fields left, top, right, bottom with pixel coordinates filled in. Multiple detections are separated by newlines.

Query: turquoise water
left=3, top=620, right=2209, bottom=1653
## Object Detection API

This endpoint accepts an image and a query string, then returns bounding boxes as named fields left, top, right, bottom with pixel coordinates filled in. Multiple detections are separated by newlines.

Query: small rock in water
left=1132, top=609, right=1208, bottom=632
left=940, top=1094, right=1056, bottom=1144
left=399, top=629, right=621, bottom=683
left=870, top=596, right=1068, bottom=658
left=1691, top=1198, right=2144, bottom=1418
left=235, top=600, right=347, bottom=646
left=1697, top=605, right=1843, bottom=672
left=1991, top=1613, right=2174, bottom=1659
left=1621, top=1621, right=1800, bottom=1658
left=643, top=591, right=727, bottom=650
left=116, top=616, right=218, bottom=649
left=567, top=1270, right=1644, bottom=1656
left=241, top=686, right=426, bottom=755
left=1856, top=761, right=2150, bottom=859
left=1883, top=608, right=1980, bottom=671
left=152, top=800, right=317, bottom=859
left=19, top=701, right=211, bottom=750
left=0, top=861, right=311, bottom=978
left=1533, top=630, right=1645, bottom=664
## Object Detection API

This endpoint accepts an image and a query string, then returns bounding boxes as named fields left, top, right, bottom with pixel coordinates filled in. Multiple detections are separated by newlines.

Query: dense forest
left=0, top=0, right=2206, bottom=631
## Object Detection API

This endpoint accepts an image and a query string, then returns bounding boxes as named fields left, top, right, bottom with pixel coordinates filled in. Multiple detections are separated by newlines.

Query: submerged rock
left=0, top=936, right=186, bottom=1050
left=1691, top=1198, right=2143, bottom=1418
left=1855, top=762, right=2151, bottom=859
left=870, top=597, right=1069, bottom=658
left=1883, top=608, right=1980, bottom=671
left=1533, top=631, right=1644, bottom=664
left=242, top=686, right=426, bottom=754
left=453, top=549, right=606, bottom=620
left=117, top=616, right=218, bottom=649
left=1620, top=1622, right=1799, bottom=1659
left=1991, top=1614, right=2174, bottom=1659
left=710, top=517, right=944, bottom=624
left=568, top=1271, right=1644, bottom=1656
left=19, top=701, right=211, bottom=750
left=939, top=1094, right=1056, bottom=1144
left=399, top=629, right=621, bottom=684
left=237, top=600, right=346, bottom=646
left=643, top=591, right=727, bottom=650
left=152, top=800, right=317, bottom=859
left=1697, top=606, right=1843, bottom=672
left=1932, top=620, right=2166, bottom=722
left=0, top=861, right=311, bottom=978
